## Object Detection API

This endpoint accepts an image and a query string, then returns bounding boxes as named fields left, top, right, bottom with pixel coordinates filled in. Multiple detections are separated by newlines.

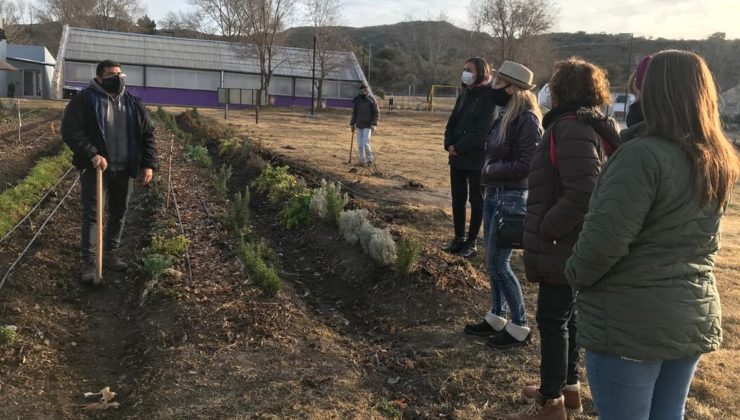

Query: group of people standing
left=442, top=51, right=739, bottom=419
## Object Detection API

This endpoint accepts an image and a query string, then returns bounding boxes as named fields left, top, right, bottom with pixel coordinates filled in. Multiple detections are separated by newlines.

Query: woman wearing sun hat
left=464, top=61, right=543, bottom=351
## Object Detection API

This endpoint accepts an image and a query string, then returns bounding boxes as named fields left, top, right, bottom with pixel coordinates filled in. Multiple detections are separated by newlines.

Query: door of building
left=23, top=70, right=42, bottom=98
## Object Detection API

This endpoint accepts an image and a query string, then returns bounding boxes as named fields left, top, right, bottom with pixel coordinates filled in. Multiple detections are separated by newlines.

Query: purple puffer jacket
left=481, top=110, right=542, bottom=189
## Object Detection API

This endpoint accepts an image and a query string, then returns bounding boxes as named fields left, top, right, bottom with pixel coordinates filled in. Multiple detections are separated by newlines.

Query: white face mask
left=461, top=71, right=475, bottom=86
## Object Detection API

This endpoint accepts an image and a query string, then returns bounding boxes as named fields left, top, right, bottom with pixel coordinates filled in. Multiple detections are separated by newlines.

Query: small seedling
left=240, top=241, right=282, bottom=297
left=310, top=179, right=348, bottom=226
left=395, top=238, right=422, bottom=276
left=283, top=190, right=315, bottom=229
left=213, top=165, right=233, bottom=197
left=149, top=235, right=189, bottom=260
left=141, top=253, right=172, bottom=280
left=226, top=186, right=251, bottom=234
left=0, top=325, right=18, bottom=347
left=185, top=145, right=212, bottom=168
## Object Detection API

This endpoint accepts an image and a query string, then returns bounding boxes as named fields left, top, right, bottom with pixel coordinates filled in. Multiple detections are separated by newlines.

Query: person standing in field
left=62, top=59, right=157, bottom=284
left=566, top=50, right=739, bottom=420
left=442, top=57, right=497, bottom=258
left=510, top=58, right=620, bottom=420
left=463, top=61, right=542, bottom=349
left=350, top=84, right=379, bottom=166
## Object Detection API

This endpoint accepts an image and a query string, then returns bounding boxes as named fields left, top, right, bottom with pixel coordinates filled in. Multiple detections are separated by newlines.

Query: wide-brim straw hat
left=494, top=61, right=536, bottom=90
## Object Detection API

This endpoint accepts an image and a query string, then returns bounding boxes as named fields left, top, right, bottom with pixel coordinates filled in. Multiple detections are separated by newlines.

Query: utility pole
left=311, top=35, right=316, bottom=115
left=361, top=37, right=366, bottom=77
left=624, top=33, right=634, bottom=122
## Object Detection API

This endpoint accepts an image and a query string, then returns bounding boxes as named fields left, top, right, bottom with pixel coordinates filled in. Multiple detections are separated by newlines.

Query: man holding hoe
left=62, top=59, right=158, bottom=284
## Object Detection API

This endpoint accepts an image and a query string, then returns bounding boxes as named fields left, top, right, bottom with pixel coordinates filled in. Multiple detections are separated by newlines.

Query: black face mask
left=491, top=86, right=512, bottom=107
left=100, top=75, right=123, bottom=94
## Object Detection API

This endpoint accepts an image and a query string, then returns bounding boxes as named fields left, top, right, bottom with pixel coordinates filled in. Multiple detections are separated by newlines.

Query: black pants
left=80, top=169, right=133, bottom=262
left=537, top=282, right=580, bottom=399
left=450, top=167, right=483, bottom=241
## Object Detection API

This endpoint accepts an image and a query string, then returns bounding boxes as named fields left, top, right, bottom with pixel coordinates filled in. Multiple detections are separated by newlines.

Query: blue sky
left=140, top=0, right=740, bottom=40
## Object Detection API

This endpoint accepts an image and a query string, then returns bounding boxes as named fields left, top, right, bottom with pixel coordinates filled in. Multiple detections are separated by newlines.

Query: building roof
left=0, top=60, right=18, bottom=71
left=61, top=26, right=363, bottom=81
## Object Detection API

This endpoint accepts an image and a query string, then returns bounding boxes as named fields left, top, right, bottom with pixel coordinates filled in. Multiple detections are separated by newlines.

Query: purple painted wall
left=65, top=81, right=354, bottom=109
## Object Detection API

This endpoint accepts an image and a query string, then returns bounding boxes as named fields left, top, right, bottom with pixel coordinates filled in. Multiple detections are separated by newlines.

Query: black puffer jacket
left=444, top=84, right=496, bottom=171
left=523, top=106, right=620, bottom=285
left=481, top=110, right=542, bottom=188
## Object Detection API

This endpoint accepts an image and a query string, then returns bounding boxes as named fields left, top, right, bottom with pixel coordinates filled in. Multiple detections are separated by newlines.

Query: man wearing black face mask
left=62, top=59, right=157, bottom=285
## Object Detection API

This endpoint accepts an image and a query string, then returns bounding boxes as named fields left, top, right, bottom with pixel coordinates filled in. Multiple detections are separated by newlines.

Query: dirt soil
left=0, top=104, right=737, bottom=419
left=0, top=108, right=64, bottom=192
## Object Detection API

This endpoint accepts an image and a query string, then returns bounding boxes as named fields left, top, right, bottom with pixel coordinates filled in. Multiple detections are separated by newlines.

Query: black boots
left=442, top=237, right=477, bottom=258
left=441, top=236, right=465, bottom=253
left=463, top=320, right=497, bottom=336
left=459, top=239, right=477, bottom=258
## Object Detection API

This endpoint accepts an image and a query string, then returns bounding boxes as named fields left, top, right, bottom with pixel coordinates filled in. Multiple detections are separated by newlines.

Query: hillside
left=7, top=20, right=739, bottom=95
left=286, top=22, right=740, bottom=95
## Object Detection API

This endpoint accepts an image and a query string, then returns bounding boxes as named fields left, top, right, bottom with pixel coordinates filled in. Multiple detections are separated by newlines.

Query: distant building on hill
left=52, top=26, right=368, bottom=108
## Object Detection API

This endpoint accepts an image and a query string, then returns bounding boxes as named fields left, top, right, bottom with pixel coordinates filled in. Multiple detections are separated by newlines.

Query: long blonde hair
left=642, top=50, right=739, bottom=209
left=499, top=87, right=542, bottom=141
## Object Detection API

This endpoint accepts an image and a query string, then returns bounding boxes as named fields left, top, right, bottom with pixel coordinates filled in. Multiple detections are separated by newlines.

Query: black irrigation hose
left=0, top=166, right=75, bottom=245
left=0, top=173, right=80, bottom=291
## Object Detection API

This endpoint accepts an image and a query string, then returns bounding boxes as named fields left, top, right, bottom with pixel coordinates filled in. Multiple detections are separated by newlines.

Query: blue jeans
left=586, top=351, right=700, bottom=420
left=482, top=186, right=528, bottom=326
left=356, top=128, right=373, bottom=163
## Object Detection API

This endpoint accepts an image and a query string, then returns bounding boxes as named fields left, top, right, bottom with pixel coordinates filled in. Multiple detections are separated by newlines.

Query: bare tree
left=37, top=0, right=96, bottom=27
left=243, top=0, right=295, bottom=101
left=36, top=0, right=143, bottom=31
left=303, top=0, right=346, bottom=109
left=93, top=0, right=143, bottom=31
left=472, top=0, right=555, bottom=62
left=190, top=0, right=295, bottom=101
left=160, top=10, right=206, bottom=35
left=409, top=12, right=453, bottom=86
left=0, top=0, right=34, bottom=42
left=187, top=0, right=247, bottom=40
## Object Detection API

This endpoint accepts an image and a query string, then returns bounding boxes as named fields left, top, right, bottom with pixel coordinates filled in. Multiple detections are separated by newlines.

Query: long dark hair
left=464, top=57, right=491, bottom=87
left=642, top=50, right=739, bottom=209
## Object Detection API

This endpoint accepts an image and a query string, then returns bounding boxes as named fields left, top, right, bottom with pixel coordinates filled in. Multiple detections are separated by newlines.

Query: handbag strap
left=549, top=115, right=613, bottom=167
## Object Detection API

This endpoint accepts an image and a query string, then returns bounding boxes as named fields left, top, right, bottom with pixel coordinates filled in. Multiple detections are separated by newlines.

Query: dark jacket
left=566, top=136, right=722, bottom=361
left=625, top=100, right=644, bottom=127
left=481, top=110, right=542, bottom=189
left=62, top=85, right=157, bottom=177
left=523, top=106, right=620, bottom=285
left=350, top=94, right=379, bottom=129
left=444, top=84, right=496, bottom=171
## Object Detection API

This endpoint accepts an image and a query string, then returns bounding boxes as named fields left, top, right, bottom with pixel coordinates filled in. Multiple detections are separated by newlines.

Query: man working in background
left=350, top=84, right=379, bottom=166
